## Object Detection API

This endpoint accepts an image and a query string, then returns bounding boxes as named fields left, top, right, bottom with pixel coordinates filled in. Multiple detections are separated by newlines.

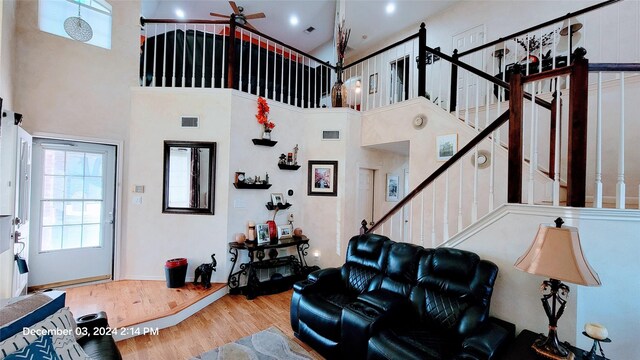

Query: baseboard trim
left=28, top=275, right=111, bottom=292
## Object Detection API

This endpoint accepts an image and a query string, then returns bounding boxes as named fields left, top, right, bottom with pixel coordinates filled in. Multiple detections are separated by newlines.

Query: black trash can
left=165, top=258, right=188, bottom=288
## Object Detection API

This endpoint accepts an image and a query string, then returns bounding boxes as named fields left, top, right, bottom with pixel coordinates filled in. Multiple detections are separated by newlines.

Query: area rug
left=191, top=326, right=313, bottom=360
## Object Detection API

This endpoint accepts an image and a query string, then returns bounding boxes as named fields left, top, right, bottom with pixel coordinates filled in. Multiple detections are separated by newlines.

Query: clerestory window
left=38, top=0, right=112, bottom=49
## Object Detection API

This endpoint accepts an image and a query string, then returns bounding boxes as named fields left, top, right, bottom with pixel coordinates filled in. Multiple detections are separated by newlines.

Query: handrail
left=589, top=63, right=640, bottom=72
left=457, top=0, right=622, bottom=57
left=367, top=110, right=510, bottom=234
left=141, top=17, right=229, bottom=25
left=343, top=32, right=420, bottom=70
left=427, top=45, right=552, bottom=110
left=235, top=23, right=336, bottom=70
left=140, top=17, right=335, bottom=71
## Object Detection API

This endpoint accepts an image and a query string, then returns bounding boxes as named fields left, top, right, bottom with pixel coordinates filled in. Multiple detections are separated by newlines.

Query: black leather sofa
left=290, top=234, right=513, bottom=360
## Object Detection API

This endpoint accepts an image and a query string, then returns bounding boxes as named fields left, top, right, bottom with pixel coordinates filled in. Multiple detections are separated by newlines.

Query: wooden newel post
left=449, top=49, right=459, bottom=113
left=567, top=48, right=589, bottom=207
left=359, top=220, right=369, bottom=235
left=417, top=23, right=426, bottom=98
left=508, top=64, right=524, bottom=204
left=226, top=17, right=237, bottom=89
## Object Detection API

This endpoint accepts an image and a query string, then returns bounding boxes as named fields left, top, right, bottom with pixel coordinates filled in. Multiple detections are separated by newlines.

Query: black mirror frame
left=162, top=140, right=216, bottom=215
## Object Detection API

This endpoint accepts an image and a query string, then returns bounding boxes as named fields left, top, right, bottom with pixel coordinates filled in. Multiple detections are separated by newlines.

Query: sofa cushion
left=4, top=335, right=59, bottom=360
left=0, top=307, right=89, bottom=360
left=368, top=327, right=460, bottom=360
left=0, top=291, right=66, bottom=342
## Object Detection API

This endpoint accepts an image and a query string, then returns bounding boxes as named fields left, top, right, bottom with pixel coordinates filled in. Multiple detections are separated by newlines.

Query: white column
left=616, top=73, right=626, bottom=209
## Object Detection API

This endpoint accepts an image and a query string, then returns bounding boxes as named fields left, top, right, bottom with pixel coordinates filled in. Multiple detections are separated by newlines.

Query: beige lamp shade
left=514, top=224, right=601, bottom=286
left=560, top=16, right=583, bottom=36
left=492, top=42, right=510, bottom=57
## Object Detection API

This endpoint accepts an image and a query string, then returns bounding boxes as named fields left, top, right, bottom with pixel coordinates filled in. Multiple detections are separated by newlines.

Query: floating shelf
left=265, top=202, right=292, bottom=211
left=252, top=139, right=277, bottom=147
left=233, top=182, right=272, bottom=189
left=278, top=164, right=301, bottom=170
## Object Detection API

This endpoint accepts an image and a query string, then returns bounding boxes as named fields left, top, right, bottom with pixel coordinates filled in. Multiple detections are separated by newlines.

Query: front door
left=29, top=139, right=116, bottom=287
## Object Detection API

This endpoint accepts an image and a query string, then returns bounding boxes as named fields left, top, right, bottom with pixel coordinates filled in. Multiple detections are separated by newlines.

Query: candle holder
left=582, top=331, right=610, bottom=360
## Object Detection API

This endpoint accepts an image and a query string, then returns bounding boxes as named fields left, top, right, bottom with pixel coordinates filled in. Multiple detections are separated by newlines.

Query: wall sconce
left=355, top=80, right=361, bottom=94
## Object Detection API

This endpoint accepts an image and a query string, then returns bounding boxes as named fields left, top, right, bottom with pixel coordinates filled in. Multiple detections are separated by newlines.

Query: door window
left=39, top=149, right=104, bottom=251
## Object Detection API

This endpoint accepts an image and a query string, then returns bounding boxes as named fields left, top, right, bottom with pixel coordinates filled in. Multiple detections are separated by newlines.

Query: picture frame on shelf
left=369, top=73, right=378, bottom=94
left=271, top=193, right=285, bottom=205
left=308, top=160, right=338, bottom=196
left=386, top=174, right=400, bottom=202
left=277, top=224, right=293, bottom=239
left=436, top=134, right=458, bottom=161
left=256, top=223, right=270, bottom=244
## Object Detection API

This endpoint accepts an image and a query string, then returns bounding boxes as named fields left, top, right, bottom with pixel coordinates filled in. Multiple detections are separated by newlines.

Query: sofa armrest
left=459, top=318, right=515, bottom=360
left=293, top=267, right=342, bottom=294
left=75, top=312, right=122, bottom=360
left=357, top=289, right=410, bottom=313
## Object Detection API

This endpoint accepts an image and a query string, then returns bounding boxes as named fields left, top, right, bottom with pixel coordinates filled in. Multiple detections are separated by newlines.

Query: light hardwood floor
left=66, top=281, right=321, bottom=359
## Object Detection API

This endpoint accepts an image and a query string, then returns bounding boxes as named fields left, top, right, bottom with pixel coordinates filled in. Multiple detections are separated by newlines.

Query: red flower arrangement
left=256, top=97, right=275, bottom=131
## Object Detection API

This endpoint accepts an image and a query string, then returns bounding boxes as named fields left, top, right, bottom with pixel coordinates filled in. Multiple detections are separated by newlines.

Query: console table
left=227, top=236, right=317, bottom=299
left=500, top=329, right=606, bottom=360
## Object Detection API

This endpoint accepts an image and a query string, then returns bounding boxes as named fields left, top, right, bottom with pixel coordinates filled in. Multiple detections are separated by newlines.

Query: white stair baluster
left=162, top=24, right=167, bottom=87
left=431, top=184, right=437, bottom=247
left=192, top=24, right=196, bottom=87
left=616, top=73, right=626, bottom=209
left=458, top=162, right=463, bottom=232
left=143, top=25, right=148, bottom=87
left=472, top=147, right=479, bottom=222
left=153, top=24, right=158, bottom=86
left=595, top=72, right=603, bottom=208
left=256, top=36, right=261, bottom=95
left=553, top=79, right=561, bottom=206
left=528, top=82, right=536, bottom=205
left=443, top=171, right=449, bottom=241
left=202, top=25, right=207, bottom=88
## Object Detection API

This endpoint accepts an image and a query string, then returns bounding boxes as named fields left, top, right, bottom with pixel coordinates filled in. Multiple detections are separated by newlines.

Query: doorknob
left=13, top=217, right=21, bottom=226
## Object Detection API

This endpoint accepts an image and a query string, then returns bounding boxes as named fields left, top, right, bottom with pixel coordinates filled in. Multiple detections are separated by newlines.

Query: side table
left=227, top=236, right=318, bottom=299
left=500, top=329, right=606, bottom=360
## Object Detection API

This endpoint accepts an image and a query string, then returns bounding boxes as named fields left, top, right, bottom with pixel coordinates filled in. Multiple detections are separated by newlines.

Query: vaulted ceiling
left=141, top=1, right=459, bottom=57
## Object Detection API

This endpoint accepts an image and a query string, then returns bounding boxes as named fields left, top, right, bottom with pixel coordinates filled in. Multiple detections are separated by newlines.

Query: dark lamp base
left=533, top=335, right=575, bottom=360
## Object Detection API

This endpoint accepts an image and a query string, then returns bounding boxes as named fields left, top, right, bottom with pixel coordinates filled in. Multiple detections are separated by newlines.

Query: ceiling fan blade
left=229, top=1, right=240, bottom=14
left=244, top=13, right=266, bottom=20
left=210, top=12, right=230, bottom=18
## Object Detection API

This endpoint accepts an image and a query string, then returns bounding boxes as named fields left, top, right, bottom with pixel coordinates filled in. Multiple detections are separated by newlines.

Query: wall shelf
left=233, top=182, right=272, bottom=189
left=252, top=139, right=277, bottom=147
left=278, top=164, right=301, bottom=170
left=265, top=202, right=292, bottom=211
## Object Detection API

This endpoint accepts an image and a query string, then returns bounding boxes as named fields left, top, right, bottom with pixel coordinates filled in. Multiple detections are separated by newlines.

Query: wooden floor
left=65, top=280, right=225, bottom=328
left=65, top=281, right=321, bottom=360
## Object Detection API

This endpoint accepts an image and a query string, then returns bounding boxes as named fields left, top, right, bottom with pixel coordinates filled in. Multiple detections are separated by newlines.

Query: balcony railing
left=140, top=18, right=336, bottom=109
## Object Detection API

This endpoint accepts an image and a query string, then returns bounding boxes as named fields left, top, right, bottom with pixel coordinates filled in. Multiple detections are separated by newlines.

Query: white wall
left=0, top=0, right=16, bottom=109
left=449, top=204, right=640, bottom=360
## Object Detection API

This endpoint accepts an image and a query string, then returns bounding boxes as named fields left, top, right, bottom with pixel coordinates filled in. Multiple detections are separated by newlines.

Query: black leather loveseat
left=290, top=234, right=513, bottom=359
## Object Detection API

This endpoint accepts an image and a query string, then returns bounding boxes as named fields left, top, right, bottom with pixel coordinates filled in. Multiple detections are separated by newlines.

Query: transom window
left=40, top=149, right=104, bottom=252
left=38, top=0, right=112, bottom=49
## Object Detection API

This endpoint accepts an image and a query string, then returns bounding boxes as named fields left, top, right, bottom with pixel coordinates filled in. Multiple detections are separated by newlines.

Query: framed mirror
left=163, top=141, right=216, bottom=215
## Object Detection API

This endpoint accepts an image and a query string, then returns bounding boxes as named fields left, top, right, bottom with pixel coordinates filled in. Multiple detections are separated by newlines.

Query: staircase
left=362, top=2, right=640, bottom=246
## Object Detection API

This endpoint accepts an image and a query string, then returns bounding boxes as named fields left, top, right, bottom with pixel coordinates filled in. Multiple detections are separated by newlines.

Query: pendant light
left=64, top=1, right=93, bottom=42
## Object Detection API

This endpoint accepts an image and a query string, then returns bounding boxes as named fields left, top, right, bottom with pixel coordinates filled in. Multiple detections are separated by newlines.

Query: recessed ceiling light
left=385, top=3, right=396, bottom=14
left=175, top=9, right=185, bottom=18
left=290, top=15, right=299, bottom=26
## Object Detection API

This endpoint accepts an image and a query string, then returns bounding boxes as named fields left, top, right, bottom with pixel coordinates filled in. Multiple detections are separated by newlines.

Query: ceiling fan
left=210, top=1, right=266, bottom=30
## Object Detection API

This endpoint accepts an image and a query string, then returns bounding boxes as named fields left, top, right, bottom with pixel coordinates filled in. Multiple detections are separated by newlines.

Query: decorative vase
left=331, top=63, right=348, bottom=108
left=262, top=130, right=271, bottom=140
left=266, top=220, right=278, bottom=244
left=331, top=81, right=348, bottom=108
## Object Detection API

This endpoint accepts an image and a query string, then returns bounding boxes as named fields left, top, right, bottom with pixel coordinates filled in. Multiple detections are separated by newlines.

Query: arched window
left=38, top=0, right=112, bottom=49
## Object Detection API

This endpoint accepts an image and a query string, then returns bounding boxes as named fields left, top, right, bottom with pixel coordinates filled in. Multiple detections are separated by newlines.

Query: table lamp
left=514, top=217, right=601, bottom=360
left=559, top=17, right=583, bottom=54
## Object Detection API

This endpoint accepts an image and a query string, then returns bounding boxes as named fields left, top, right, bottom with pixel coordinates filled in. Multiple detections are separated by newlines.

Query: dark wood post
left=566, top=48, right=589, bottom=207
left=449, top=49, right=459, bottom=113
left=359, top=220, right=369, bottom=235
left=226, top=17, right=237, bottom=89
left=508, top=64, right=524, bottom=204
left=417, top=23, right=426, bottom=98
left=548, top=91, right=560, bottom=180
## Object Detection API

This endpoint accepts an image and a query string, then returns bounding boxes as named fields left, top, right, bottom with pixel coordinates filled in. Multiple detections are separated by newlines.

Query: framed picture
left=436, top=134, right=458, bottom=161
left=308, top=160, right=338, bottom=196
left=386, top=174, right=400, bottom=202
left=271, top=193, right=285, bottom=205
left=369, top=73, right=378, bottom=94
left=256, top=223, right=270, bottom=244
left=277, top=224, right=293, bottom=239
